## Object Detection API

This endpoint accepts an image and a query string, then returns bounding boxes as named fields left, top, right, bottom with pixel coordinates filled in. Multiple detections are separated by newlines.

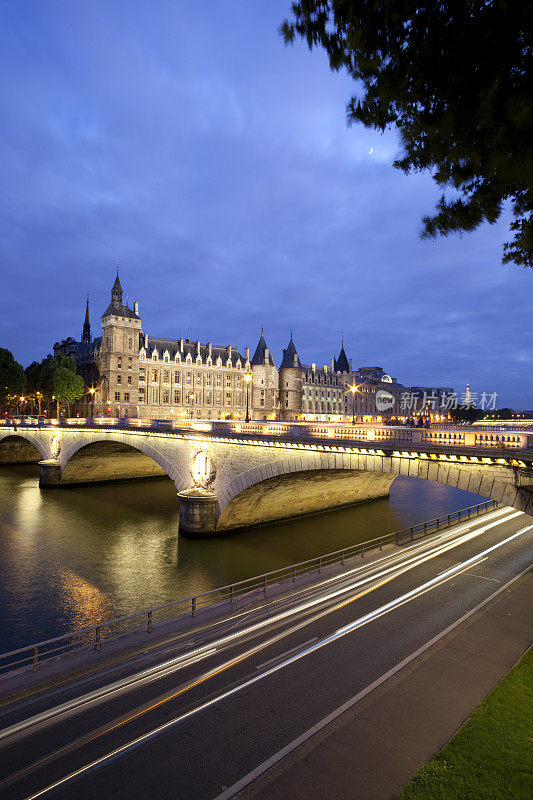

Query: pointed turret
left=101, top=270, right=140, bottom=320
left=250, top=329, right=278, bottom=420
left=251, top=329, right=275, bottom=366
left=279, top=333, right=303, bottom=420
left=111, top=270, right=123, bottom=307
left=82, top=294, right=91, bottom=343
left=280, top=333, right=301, bottom=369
left=334, top=338, right=349, bottom=373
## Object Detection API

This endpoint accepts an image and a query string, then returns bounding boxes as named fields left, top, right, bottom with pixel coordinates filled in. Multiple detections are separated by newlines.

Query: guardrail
left=1, top=417, right=532, bottom=450
left=0, top=499, right=501, bottom=678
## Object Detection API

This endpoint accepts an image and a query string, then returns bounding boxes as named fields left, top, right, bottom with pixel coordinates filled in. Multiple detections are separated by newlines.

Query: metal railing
left=0, top=499, right=501, bottom=678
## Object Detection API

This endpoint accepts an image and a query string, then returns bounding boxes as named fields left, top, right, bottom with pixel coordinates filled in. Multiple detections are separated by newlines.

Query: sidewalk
left=231, top=568, right=532, bottom=800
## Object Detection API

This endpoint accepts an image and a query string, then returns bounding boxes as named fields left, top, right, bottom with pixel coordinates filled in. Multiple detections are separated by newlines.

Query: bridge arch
left=59, top=434, right=188, bottom=489
left=217, top=449, right=531, bottom=529
left=0, top=432, right=48, bottom=463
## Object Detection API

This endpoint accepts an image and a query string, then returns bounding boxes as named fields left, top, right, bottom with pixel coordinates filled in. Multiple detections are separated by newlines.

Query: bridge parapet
left=2, top=417, right=532, bottom=451
left=1, top=419, right=532, bottom=534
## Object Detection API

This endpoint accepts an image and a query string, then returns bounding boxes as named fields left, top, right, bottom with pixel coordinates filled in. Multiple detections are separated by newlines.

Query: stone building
left=54, top=273, right=452, bottom=422
left=55, top=274, right=250, bottom=420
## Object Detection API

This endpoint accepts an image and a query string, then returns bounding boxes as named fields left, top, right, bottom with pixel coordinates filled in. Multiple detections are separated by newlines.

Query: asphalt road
left=0, top=506, right=531, bottom=800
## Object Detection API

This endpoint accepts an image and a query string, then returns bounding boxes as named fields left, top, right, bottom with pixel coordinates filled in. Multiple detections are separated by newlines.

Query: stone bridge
left=1, top=419, right=532, bottom=535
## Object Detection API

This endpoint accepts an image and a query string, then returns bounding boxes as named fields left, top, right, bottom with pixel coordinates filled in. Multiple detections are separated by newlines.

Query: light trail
left=16, top=520, right=533, bottom=800
left=0, top=507, right=519, bottom=747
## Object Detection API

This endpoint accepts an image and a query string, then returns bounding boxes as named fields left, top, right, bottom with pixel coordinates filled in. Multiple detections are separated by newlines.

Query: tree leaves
left=281, top=1, right=533, bottom=267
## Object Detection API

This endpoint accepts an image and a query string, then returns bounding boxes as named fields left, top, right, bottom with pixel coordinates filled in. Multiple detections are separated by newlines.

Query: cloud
left=0, top=0, right=530, bottom=408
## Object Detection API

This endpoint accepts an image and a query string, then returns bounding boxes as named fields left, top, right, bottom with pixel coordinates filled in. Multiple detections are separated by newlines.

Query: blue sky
left=0, top=1, right=531, bottom=408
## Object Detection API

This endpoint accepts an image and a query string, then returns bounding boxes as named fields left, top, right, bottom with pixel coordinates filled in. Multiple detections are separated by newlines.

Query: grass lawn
left=397, top=646, right=532, bottom=800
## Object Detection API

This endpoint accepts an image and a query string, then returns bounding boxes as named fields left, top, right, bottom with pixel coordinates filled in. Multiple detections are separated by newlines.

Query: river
left=0, top=465, right=487, bottom=654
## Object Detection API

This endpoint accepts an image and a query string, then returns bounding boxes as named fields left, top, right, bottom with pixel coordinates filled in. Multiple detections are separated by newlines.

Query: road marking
left=18, top=524, right=532, bottom=800
left=255, top=638, right=318, bottom=670
left=4, top=512, right=514, bottom=746
left=212, top=561, right=533, bottom=800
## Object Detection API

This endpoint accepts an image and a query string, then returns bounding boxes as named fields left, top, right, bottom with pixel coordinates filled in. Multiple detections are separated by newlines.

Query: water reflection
left=0, top=465, right=486, bottom=653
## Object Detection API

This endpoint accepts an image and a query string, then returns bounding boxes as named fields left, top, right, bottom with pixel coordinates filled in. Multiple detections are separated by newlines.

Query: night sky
left=1, top=1, right=531, bottom=408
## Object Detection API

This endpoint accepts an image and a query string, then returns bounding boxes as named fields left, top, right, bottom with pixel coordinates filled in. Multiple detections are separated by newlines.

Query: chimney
left=294, top=354, right=299, bottom=368
left=180, top=338, right=184, bottom=352
left=227, top=345, right=232, bottom=359
left=349, top=358, right=353, bottom=372
left=264, top=348, right=270, bottom=365
left=208, top=342, right=212, bottom=357
left=245, top=346, right=250, bottom=361
left=330, top=357, right=335, bottom=372
left=312, top=362, right=316, bottom=372
left=196, top=340, right=201, bottom=355
left=134, top=300, right=139, bottom=316
left=324, top=364, right=328, bottom=373
left=144, top=333, right=148, bottom=349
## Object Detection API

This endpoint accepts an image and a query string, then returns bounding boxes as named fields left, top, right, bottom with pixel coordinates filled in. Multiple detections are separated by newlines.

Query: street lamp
left=243, top=371, right=252, bottom=423
left=347, top=382, right=359, bottom=425
left=89, top=387, right=95, bottom=418
left=188, top=391, right=195, bottom=418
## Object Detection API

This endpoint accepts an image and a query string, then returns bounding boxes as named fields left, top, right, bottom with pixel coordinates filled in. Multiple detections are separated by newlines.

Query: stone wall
left=59, top=441, right=169, bottom=484
left=0, top=436, right=42, bottom=464
left=217, top=469, right=396, bottom=530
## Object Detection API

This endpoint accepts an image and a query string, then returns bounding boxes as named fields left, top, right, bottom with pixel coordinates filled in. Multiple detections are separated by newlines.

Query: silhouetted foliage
left=281, top=1, right=533, bottom=267
left=0, top=348, right=26, bottom=405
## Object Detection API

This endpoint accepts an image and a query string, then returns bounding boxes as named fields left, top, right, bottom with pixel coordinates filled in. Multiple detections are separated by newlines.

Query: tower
left=82, top=295, right=91, bottom=343
left=278, top=333, right=303, bottom=421
left=251, top=329, right=279, bottom=419
left=98, top=272, right=142, bottom=417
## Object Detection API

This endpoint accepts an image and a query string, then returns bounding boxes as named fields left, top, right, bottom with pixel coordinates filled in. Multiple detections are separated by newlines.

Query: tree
left=26, top=353, right=83, bottom=416
left=52, top=366, right=84, bottom=417
left=281, top=1, right=533, bottom=267
left=449, top=405, right=485, bottom=423
left=0, top=348, right=26, bottom=410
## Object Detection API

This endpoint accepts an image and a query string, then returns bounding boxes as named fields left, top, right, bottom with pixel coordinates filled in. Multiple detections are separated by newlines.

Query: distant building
left=54, top=273, right=453, bottom=422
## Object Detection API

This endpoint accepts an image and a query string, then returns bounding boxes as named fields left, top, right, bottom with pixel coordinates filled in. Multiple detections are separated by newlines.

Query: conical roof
left=112, top=273, right=122, bottom=294
left=280, top=334, right=302, bottom=369
left=334, top=342, right=350, bottom=373
left=251, top=331, right=275, bottom=366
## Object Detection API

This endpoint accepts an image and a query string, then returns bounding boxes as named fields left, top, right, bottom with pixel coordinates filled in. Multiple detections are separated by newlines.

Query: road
left=0, top=506, right=531, bottom=800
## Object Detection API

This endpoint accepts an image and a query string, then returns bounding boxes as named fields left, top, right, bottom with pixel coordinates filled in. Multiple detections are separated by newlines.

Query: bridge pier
left=38, top=459, right=62, bottom=488
left=178, top=488, right=217, bottom=537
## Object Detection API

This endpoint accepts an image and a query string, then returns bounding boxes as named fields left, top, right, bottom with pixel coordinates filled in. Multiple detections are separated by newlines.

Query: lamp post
left=36, top=391, right=42, bottom=416
left=243, top=371, right=252, bottom=423
left=347, top=382, right=358, bottom=425
left=89, top=387, right=95, bottom=418
left=188, top=392, right=195, bottom=418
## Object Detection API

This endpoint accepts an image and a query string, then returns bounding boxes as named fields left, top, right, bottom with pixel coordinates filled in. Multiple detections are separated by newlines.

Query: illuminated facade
left=54, top=274, right=453, bottom=421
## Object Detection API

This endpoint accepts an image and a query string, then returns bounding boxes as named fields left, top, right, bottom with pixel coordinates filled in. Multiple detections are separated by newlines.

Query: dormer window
left=152, top=351, right=158, bottom=361
left=139, top=350, right=145, bottom=361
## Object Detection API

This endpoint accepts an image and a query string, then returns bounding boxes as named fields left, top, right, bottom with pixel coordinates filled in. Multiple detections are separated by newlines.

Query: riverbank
left=0, top=466, right=488, bottom=653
